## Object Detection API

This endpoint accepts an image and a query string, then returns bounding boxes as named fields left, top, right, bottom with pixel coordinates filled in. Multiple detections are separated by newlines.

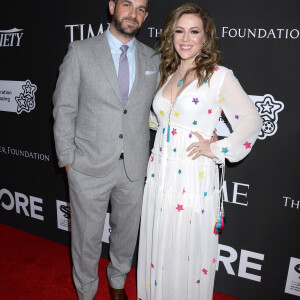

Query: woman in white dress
left=137, top=3, right=262, bottom=300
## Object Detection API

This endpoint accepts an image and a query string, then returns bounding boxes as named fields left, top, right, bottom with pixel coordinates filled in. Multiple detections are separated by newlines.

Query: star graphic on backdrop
left=22, top=80, right=37, bottom=97
left=255, top=95, right=284, bottom=127
left=172, top=128, right=177, bottom=135
left=149, top=122, right=155, bottom=127
left=15, top=93, right=27, bottom=109
left=182, top=188, right=186, bottom=195
left=178, top=169, right=182, bottom=174
left=151, top=263, right=154, bottom=268
left=173, top=148, right=177, bottom=152
left=159, top=110, right=165, bottom=116
left=214, top=66, right=219, bottom=71
left=222, top=147, right=228, bottom=154
left=202, top=209, right=205, bottom=214
left=155, top=280, right=157, bottom=287
left=212, top=258, right=217, bottom=263
left=150, top=156, right=154, bottom=162
left=220, top=97, right=225, bottom=102
left=204, top=192, right=207, bottom=197
left=199, top=171, right=204, bottom=179
left=204, top=80, right=208, bottom=84
left=261, top=101, right=274, bottom=114
left=151, top=174, right=155, bottom=178
left=176, top=204, right=184, bottom=212
left=235, top=115, right=239, bottom=120
left=202, top=268, right=208, bottom=275
left=159, top=147, right=162, bottom=152
left=208, top=109, right=212, bottom=114
left=192, top=98, right=199, bottom=105
left=174, top=111, right=180, bottom=117
left=189, top=133, right=193, bottom=138
left=162, top=128, right=165, bottom=134
left=196, top=280, right=200, bottom=284
left=146, top=283, right=150, bottom=287
left=193, top=120, right=197, bottom=125
left=243, top=141, right=252, bottom=149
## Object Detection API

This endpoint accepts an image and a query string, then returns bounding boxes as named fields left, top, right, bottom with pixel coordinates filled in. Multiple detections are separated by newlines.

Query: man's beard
left=112, top=15, right=141, bottom=38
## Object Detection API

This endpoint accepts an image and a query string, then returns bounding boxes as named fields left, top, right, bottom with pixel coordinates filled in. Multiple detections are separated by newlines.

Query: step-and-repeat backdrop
left=0, top=0, right=299, bottom=299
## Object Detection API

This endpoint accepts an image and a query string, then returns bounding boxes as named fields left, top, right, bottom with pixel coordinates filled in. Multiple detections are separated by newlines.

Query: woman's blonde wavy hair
left=157, top=3, right=222, bottom=89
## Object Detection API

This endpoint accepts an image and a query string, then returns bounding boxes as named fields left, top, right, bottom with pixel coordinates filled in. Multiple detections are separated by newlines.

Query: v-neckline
left=161, top=73, right=197, bottom=107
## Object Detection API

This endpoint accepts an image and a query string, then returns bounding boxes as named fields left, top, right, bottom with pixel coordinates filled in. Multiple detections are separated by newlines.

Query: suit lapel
left=93, top=34, right=123, bottom=105
left=126, top=40, right=146, bottom=106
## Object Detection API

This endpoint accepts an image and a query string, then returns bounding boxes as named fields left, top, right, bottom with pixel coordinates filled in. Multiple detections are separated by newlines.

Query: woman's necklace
left=167, top=77, right=181, bottom=142
left=177, top=65, right=184, bottom=87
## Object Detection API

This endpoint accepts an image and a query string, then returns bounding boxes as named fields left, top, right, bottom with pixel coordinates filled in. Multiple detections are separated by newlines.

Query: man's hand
left=65, top=164, right=72, bottom=173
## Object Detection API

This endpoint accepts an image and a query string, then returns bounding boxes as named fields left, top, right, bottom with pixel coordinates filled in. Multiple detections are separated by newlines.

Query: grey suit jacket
left=53, top=32, right=160, bottom=181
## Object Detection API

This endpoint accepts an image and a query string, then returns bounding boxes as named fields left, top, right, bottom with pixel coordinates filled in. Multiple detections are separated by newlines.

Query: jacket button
left=119, top=134, right=123, bottom=139
left=124, top=110, right=127, bottom=114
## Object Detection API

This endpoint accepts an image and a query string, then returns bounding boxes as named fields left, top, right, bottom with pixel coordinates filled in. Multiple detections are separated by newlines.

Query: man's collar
left=106, top=28, right=135, bottom=50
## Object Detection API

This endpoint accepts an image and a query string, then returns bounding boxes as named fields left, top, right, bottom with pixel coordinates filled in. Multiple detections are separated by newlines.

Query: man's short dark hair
left=112, top=0, right=149, bottom=9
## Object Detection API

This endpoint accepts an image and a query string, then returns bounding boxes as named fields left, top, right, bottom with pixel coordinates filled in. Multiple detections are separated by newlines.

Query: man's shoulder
left=135, top=40, right=156, bottom=56
left=70, top=34, right=106, bottom=50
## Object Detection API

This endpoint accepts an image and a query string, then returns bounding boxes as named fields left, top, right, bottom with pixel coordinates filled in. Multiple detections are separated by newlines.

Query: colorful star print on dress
left=140, top=66, right=262, bottom=300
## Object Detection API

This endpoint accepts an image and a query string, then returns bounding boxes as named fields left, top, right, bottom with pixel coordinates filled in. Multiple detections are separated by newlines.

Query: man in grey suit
left=53, top=0, right=160, bottom=299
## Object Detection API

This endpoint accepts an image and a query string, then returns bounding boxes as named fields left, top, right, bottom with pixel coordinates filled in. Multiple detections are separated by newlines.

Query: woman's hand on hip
left=186, top=131, right=216, bottom=160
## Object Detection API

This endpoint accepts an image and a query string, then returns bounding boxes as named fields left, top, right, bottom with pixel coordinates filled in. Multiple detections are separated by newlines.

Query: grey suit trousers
left=68, top=159, right=144, bottom=300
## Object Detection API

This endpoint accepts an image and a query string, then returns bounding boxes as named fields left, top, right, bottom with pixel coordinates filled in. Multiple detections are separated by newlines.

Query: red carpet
left=0, top=223, right=240, bottom=299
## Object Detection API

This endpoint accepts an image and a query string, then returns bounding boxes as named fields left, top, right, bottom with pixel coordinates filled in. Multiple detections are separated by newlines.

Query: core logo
left=0, top=28, right=24, bottom=47
left=216, top=94, right=284, bottom=140
left=0, top=188, right=44, bottom=221
left=0, top=80, right=37, bottom=114
left=217, top=244, right=264, bottom=282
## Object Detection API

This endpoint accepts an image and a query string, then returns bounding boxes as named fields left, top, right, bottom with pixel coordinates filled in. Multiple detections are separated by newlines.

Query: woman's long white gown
left=137, top=66, right=262, bottom=300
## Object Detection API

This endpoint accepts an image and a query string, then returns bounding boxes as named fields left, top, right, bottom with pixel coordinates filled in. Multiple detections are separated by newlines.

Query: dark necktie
left=118, top=44, right=129, bottom=105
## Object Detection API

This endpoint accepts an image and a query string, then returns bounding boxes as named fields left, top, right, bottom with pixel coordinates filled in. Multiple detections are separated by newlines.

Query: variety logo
left=0, top=80, right=37, bottom=114
left=216, top=94, right=284, bottom=140
left=222, top=27, right=299, bottom=39
left=0, top=28, right=24, bottom=47
left=285, top=257, right=300, bottom=296
left=65, top=23, right=110, bottom=42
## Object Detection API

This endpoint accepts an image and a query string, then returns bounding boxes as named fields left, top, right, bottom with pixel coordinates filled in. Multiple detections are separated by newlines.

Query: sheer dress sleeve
left=210, top=71, right=263, bottom=163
